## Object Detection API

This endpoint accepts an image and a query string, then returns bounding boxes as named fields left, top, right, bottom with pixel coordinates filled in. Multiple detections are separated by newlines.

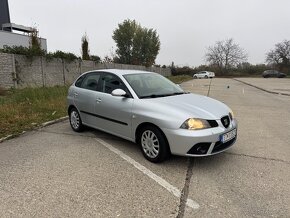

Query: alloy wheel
left=70, top=110, right=80, bottom=130
left=141, top=130, right=160, bottom=159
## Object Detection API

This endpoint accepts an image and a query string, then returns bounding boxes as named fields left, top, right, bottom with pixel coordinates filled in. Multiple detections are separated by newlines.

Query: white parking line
left=95, top=138, right=200, bottom=210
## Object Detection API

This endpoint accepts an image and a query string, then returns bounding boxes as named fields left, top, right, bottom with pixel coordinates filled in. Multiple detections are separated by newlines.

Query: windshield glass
left=123, top=73, right=185, bottom=98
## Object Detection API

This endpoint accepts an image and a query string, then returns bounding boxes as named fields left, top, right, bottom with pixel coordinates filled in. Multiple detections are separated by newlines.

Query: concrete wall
left=0, top=30, right=47, bottom=50
left=0, top=52, right=171, bottom=89
left=0, top=53, right=15, bottom=88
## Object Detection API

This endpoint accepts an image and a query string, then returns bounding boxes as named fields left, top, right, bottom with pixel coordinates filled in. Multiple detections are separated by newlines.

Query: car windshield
left=123, top=73, right=186, bottom=98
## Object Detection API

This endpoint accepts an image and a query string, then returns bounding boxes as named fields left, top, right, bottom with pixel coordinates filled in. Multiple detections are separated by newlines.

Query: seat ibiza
left=67, top=69, right=237, bottom=162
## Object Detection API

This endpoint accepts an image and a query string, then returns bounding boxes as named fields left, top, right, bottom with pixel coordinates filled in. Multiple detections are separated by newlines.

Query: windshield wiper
left=140, top=94, right=167, bottom=99
left=171, top=92, right=186, bottom=96
left=140, top=92, right=187, bottom=99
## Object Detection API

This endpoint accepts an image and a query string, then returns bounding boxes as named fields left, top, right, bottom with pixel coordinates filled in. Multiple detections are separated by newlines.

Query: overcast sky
left=8, top=0, right=290, bottom=67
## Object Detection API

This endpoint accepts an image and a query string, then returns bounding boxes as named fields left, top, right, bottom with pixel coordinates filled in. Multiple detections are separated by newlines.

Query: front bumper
left=162, top=119, right=238, bottom=157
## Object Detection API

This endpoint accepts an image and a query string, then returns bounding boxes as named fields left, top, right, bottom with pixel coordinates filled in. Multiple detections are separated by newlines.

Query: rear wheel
left=139, top=126, right=170, bottom=163
left=205, top=75, right=208, bottom=79
left=69, top=107, right=84, bottom=132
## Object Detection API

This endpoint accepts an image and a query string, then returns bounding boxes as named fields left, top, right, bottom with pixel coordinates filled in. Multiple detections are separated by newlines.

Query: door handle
left=96, top=98, right=102, bottom=103
left=74, top=92, right=78, bottom=97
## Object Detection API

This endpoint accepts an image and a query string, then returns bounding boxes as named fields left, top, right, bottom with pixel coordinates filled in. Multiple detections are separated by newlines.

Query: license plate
left=220, top=129, right=237, bottom=143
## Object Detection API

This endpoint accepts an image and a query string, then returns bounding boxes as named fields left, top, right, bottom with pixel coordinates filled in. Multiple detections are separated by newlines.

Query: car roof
left=197, top=71, right=214, bottom=73
left=83, top=69, right=154, bottom=76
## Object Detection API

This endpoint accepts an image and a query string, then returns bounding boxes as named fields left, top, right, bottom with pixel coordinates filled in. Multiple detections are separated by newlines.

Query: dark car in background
left=262, top=70, right=286, bottom=78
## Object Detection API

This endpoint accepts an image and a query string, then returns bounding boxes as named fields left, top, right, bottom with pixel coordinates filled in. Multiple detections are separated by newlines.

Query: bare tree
left=205, top=38, right=247, bottom=73
left=266, top=40, right=290, bottom=70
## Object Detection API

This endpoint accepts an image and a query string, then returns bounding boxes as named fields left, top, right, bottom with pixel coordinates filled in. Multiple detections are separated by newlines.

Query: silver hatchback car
left=67, top=69, right=237, bottom=162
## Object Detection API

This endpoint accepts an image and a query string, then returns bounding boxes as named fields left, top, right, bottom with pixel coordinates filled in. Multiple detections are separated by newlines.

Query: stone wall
left=0, top=52, right=171, bottom=89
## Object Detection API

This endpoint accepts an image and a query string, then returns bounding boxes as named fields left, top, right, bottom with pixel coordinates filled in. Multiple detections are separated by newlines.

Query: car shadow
left=84, top=127, right=232, bottom=169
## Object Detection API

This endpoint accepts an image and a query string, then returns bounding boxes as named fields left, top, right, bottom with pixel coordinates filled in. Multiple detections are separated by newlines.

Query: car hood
left=144, top=93, right=230, bottom=120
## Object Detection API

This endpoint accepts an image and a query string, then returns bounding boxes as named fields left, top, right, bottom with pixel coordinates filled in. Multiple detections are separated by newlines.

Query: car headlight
left=180, top=118, right=211, bottom=130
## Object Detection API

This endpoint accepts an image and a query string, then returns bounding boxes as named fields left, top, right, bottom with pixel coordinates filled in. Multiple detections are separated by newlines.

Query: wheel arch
left=135, top=122, right=171, bottom=153
left=68, top=105, right=77, bottom=115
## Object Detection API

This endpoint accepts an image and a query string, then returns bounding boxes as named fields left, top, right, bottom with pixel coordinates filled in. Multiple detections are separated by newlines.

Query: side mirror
left=111, top=89, right=127, bottom=97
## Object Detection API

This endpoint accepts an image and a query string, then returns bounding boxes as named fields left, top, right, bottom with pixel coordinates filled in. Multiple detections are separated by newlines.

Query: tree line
left=202, top=38, right=290, bottom=76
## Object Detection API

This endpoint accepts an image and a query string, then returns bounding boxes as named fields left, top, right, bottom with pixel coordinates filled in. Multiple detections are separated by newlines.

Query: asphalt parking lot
left=0, top=78, right=289, bottom=217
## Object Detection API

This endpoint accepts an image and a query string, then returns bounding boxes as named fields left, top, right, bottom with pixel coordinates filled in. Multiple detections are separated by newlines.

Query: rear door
left=73, top=72, right=101, bottom=126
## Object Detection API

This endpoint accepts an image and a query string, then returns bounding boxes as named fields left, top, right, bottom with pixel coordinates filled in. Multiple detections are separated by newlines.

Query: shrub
left=0, top=45, right=45, bottom=57
left=0, top=46, right=78, bottom=62
left=90, top=55, right=101, bottom=63
left=46, top=51, right=79, bottom=62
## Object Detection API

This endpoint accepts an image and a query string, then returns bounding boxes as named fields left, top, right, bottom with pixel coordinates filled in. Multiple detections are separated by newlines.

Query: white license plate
left=220, top=129, right=237, bottom=143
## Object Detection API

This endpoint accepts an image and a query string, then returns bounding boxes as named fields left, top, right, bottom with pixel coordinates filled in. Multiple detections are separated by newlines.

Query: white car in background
left=193, top=71, right=215, bottom=79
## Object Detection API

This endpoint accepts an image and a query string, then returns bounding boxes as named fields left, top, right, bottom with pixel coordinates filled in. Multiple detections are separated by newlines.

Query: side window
left=75, top=75, right=85, bottom=87
left=100, top=73, right=127, bottom=94
left=80, top=73, right=101, bottom=91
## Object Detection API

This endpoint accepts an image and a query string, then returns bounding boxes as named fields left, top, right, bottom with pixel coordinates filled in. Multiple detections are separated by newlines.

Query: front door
left=93, top=72, right=134, bottom=140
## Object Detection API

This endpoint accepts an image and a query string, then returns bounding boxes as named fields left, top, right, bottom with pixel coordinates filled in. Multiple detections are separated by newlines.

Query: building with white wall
left=0, top=0, right=47, bottom=51
left=0, top=28, right=47, bottom=51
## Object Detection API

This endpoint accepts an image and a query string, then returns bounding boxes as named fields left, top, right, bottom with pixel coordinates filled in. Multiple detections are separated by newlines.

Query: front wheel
left=139, top=126, right=170, bottom=163
left=205, top=75, right=208, bottom=79
left=69, top=107, right=84, bottom=132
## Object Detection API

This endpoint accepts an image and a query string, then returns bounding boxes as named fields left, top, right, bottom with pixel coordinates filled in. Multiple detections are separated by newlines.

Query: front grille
left=212, top=137, right=236, bottom=153
left=187, top=143, right=211, bottom=155
left=221, top=115, right=230, bottom=128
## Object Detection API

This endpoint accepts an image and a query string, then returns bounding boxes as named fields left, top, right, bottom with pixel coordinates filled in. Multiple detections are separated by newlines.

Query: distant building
left=0, top=0, right=47, bottom=51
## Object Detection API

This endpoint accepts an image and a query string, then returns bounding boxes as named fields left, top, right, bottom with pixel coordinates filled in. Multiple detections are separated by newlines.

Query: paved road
left=181, top=78, right=290, bottom=217
left=234, top=77, right=290, bottom=95
left=0, top=78, right=289, bottom=217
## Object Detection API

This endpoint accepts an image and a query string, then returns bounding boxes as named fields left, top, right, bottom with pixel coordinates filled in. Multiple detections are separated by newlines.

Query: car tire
left=205, top=75, right=208, bottom=79
left=69, top=107, right=84, bottom=132
left=138, top=125, right=170, bottom=163
left=193, top=76, right=197, bottom=79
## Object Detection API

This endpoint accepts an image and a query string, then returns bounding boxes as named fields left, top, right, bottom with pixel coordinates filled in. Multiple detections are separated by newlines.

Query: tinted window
left=75, top=75, right=85, bottom=87
left=80, top=73, right=101, bottom=91
left=100, top=73, right=127, bottom=94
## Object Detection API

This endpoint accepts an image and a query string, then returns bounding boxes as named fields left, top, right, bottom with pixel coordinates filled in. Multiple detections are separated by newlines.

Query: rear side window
left=75, top=75, right=85, bottom=87
left=80, top=73, right=101, bottom=91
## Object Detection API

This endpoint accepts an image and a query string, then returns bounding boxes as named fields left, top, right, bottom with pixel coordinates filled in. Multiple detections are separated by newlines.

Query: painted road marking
left=95, top=138, right=200, bottom=210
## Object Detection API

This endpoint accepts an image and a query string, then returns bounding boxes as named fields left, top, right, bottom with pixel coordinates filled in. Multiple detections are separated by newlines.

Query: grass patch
left=0, top=86, right=68, bottom=139
left=167, top=75, right=193, bottom=84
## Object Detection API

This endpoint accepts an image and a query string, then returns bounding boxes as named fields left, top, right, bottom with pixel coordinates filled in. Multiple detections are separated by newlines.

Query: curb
left=0, top=116, right=69, bottom=143
left=233, top=78, right=290, bottom=96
